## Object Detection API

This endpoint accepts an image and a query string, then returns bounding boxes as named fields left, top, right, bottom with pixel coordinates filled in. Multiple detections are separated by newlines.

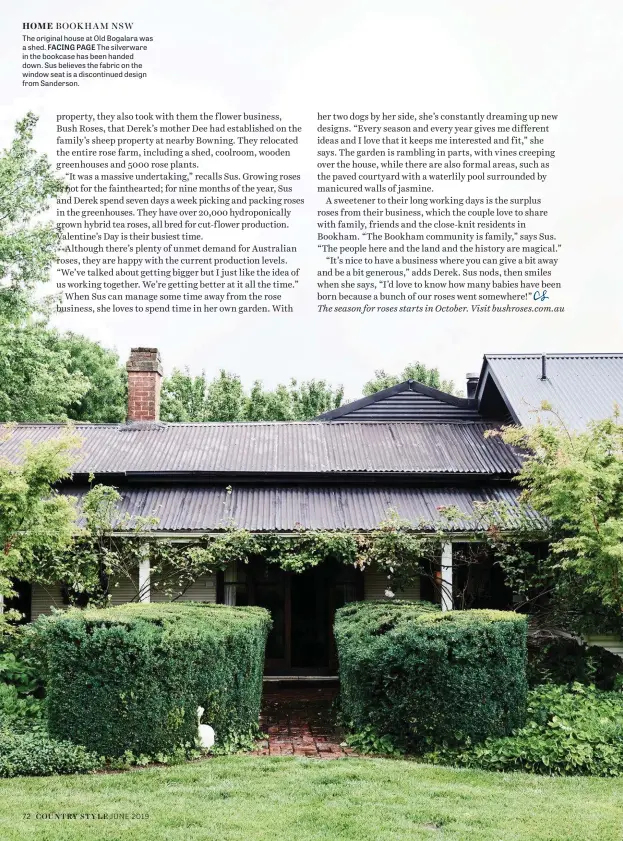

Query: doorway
left=231, top=560, right=362, bottom=675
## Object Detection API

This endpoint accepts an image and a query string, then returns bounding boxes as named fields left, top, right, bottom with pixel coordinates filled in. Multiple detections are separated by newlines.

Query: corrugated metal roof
left=66, top=483, right=537, bottom=532
left=317, top=380, right=481, bottom=422
left=483, top=354, right=623, bottom=430
left=0, top=421, right=521, bottom=476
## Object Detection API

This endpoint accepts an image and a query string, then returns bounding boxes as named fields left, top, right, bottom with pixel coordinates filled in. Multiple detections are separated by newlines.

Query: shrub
left=0, top=623, right=48, bottom=695
left=0, top=651, right=42, bottom=696
left=0, top=729, right=98, bottom=777
left=334, top=600, right=527, bottom=753
left=527, top=632, right=623, bottom=690
left=0, top=683, right=44, bottom=733
left=35, top=602, right=271, bottom=759
left=428, top=683, right=623, bottom=776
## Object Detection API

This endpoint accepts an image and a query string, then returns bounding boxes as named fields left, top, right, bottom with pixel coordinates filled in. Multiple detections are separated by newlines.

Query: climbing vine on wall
left=28, top=481, right=556, bottom=613
left=31, top=486, right=468, bottom=608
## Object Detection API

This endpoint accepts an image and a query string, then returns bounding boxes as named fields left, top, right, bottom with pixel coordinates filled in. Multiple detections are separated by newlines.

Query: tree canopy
left=363, top=362, right=457, bottom=396
left=0, top=113, right=67, bottom=323
left=493, top=409, right=623, bottom=632
left=0, top=325, right=127, bottom=424
left=0, top=325, right=88, bottom=423
left=160, top=369, right=345, bottom=422
left=0, top=114, right=128, bottom=424
left=53, top=332, right=126, bottom=423
left=160, top=363, right=461, bottom=423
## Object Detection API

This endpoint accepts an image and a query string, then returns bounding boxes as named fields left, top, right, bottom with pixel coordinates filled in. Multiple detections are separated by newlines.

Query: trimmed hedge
left=34, top=602, right=271, bottom=759
left=334, top=600, right=528, bottom=753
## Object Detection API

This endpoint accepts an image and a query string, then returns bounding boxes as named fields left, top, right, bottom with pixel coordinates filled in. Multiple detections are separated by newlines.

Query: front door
left=246, top=560, right=361, bottom=675
left=251, top=562, right=290, bottom=673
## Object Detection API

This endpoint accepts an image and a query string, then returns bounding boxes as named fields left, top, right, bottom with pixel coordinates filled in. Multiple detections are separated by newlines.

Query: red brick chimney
left=126, top=348, right=163, bottom=422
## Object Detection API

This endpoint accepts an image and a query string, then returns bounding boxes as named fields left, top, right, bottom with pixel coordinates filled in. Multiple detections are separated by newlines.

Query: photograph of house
left=4, top=349, right=621, bottom=675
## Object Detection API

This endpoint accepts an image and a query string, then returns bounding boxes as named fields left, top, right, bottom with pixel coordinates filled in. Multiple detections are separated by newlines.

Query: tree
left=0, top=115, right=127, bottom=424
left=493, top=409, right=623, bottom=630
left=0, top=113, right=66, bottom=323
left=286, top=379, right=345, bottom=420
left=159, top=369, right=210, bottom=422
left=204, top=370, right=246, bottom=421
left=363, top=362, right=456, bottom=396
left=0, top=324, right=89, bottom=422
left=242, top=381, right=293, bottom=421
left=161, top=369, right=244, bottom=422
left=0, top=326, right=128, bottom=424
left=242, top=378, right=344, bottom=421
left=0, top=427, right=80, bottom=625
left=55, top=332, right=127, bottom=423
left=161, top=369, right=344, bottom=422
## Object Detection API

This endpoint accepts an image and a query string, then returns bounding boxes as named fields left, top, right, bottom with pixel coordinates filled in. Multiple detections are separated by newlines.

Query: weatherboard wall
left=364, top=570, right=420, bottom=601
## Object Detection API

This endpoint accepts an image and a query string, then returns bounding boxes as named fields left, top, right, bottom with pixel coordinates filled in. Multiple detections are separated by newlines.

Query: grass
left=1, top=755, right=622, bottom=841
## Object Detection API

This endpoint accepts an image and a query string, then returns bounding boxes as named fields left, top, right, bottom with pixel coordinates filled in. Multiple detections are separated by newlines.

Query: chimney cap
left=465, top=372, right=479, bottom=400
left=126, top=347, right=163, bottom=376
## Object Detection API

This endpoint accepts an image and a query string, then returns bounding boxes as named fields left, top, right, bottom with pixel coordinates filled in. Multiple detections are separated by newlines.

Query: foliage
left=275, top=378, right=345, bottom=421
left=160, top=368, right=216, bottom=422
left=37, top=602, right=271, bottom=759
left=0, top=113, right=67, bottom=322
left=160, top=361, right=458, bottom=421
left=0, top=115, right=128, bottom=425
left=0, top=314, right=130, bottom=425
left=0, top=322, right=91, bottom=424
left=429, top=683, right=623, bottom=777
left=35, top=487, right=257, bottom=606
left=0, top=683, right=44, bottom=734
left=343, top=725, right=401, bottom=757
left=0, top=651, right=41, bottom=695
left=55, top=332, right=127, bottom=423
left=363, top=361, right=456, bottom=396
left=161, top=367, right=345, bottom=422
left=0, top=427, right=80, bottom=627
left=491, top=412, right=623, bottom=630
left=335, top=601, right=528, bottom=753
left=527, top=632, right=623, bottom=690
left=35, top=483, right=160, bottom=606
left=193, top=509, right=445, bottom=591
left=0, top=647, right=45, bottom=734
left=202, top=369, right=245, bottom=421
left=356, top=510, right=443, bottom=592
left=260, top=529, right=359, bottom=573
left=0, top=322, right=127, bottom=425
left=39, top=489, right=444, bottom=608
left=0, top=729, right=98, bottom=777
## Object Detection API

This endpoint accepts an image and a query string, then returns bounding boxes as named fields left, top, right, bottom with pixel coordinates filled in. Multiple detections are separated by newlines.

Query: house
left=2, top=349, right=622, bottom=674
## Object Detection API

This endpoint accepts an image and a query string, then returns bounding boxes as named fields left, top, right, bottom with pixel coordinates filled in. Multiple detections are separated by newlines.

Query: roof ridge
left=6, top=420, right=499, bottom=429
left=486, top=353, right=623, bottom=358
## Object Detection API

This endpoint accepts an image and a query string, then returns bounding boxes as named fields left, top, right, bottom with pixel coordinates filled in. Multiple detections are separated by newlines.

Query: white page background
left=2, top=0, right=621, bottom=395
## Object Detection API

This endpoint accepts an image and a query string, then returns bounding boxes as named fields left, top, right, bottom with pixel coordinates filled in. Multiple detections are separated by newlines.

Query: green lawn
left=1, top=756, right=621, bottom=841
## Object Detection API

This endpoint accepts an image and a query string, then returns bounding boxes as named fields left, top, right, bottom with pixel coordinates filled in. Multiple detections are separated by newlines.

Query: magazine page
left=1, top=2, right=622, bottom=839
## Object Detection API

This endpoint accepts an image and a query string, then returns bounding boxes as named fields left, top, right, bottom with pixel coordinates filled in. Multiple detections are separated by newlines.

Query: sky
left=2, top=0, right=622, bottom=400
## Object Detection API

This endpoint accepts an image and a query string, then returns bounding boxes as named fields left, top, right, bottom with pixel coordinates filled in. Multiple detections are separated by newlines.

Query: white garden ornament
left=196, top=706, right=215, bottom=749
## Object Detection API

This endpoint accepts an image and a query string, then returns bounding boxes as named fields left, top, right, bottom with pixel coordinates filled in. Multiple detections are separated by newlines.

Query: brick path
left=255, top=684, right=357, bottom=759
